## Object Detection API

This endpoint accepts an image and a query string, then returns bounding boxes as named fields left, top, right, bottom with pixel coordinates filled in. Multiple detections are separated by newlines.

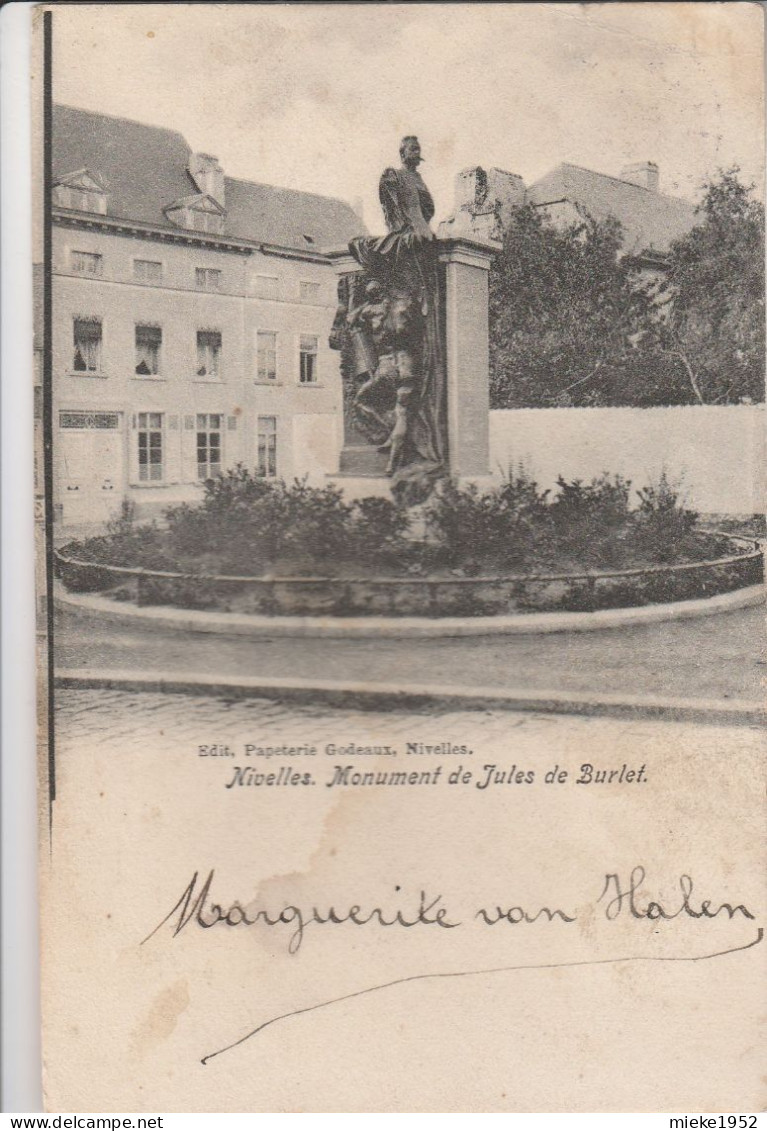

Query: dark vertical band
left=43, top=9, right=55, bottom=814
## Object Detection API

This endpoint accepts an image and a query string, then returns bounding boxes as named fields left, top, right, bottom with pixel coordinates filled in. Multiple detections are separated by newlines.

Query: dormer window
left=191, top=211, right=223, bottom=234
left=164, top=194, right=225, bottom=236
left=53, top=169, right=108, bottom=215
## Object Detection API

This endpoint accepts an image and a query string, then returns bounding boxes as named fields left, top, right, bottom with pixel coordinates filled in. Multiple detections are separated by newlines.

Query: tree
left=489, top=203, right=676, bottom=408
left=658, top=168, right=765, bottom=405
left=488, top=169, right=765, bottom=408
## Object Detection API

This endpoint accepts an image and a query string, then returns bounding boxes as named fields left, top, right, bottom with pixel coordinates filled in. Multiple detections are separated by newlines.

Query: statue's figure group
left=330, top=136, right=448, bottom=505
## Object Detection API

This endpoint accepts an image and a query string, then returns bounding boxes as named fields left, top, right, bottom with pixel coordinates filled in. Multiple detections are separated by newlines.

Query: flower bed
left=54, top=466, right=763, bottom=616
left=55, top=541, right=762, bottom=617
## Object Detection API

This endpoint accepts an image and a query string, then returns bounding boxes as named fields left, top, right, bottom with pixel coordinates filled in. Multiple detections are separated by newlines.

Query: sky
left=51, top=3, right=764, bottom=228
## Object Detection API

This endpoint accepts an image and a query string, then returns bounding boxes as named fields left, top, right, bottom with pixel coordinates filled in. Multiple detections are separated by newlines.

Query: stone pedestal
left=325, top=233, right=500, bottom=496
left=438, top=235, right=500, bottom=481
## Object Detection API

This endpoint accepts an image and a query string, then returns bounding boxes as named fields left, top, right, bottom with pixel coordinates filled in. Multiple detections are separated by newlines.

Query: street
left=54, top=602, right=765, bottom=704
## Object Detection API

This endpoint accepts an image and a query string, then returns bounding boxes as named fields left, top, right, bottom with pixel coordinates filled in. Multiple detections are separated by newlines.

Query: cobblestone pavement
left=55, top=687, right=560, bottom=748
left=55, top=687, right=764, bottom=751
left=54, top=603, right=765, bottom=702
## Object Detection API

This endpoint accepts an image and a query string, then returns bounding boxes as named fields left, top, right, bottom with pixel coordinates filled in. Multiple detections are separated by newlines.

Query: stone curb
left=54, top=582, right=765, bottom=638
left=55, top=669, right=766, bottom=727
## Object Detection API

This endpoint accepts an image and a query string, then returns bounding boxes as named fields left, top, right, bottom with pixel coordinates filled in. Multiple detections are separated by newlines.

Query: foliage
left=61, top=468, right=721, bottom=589
left=347, top=495, right=412, bottom=564
left=658, top=168, right=765, bottom=405
left=489, top=170, right=765, bottom=407
left=64, top=497, right=173, bottom=571
left=162, top=468, right=352, bottom=574
left=424, top=466, right=552, bottom=570
left=548, top=474, right=633, bottom=568
left=488, top=203, right=671, bottom=408
left=633, top=471, right=700, bottom=563
left=423, top=469, right=702, bottom=571
left=161, top=467, right=413, bottom=575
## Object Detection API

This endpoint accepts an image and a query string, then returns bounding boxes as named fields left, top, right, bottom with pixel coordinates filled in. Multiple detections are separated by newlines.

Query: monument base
left=327, top=470, right=498, bottom=503
left=338, top=445, right=390, bottom=476
left=325, top=473, right=393, bottom=500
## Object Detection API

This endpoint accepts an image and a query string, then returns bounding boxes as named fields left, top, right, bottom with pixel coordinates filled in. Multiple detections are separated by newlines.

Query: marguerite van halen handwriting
left=143, top=866, right=755, bottom=955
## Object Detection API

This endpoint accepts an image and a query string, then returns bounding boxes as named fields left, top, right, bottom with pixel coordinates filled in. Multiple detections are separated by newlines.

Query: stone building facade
left=440, top=158, right=696, bottom=276
left=51, top=105, right=366, bottom=528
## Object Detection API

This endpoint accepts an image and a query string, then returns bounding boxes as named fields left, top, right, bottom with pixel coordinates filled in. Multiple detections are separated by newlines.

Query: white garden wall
left=489, top=404, right=765, bottom=515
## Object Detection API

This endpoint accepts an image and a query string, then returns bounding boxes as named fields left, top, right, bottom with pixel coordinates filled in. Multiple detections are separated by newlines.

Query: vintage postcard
left=35, top=2, right=764, bottom=1113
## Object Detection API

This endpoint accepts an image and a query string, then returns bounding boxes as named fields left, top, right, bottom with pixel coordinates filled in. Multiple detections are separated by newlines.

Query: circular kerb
left=55, top=582, right=764, bottom=639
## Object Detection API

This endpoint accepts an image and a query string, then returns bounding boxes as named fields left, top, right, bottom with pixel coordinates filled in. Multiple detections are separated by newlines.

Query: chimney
left=487, top=167, right=525, bottom=226
left=454, top=167, right=487, bottom=212
left=188, top=153, right=225, bottom=208
left=620, top=161, right=659, bottom=192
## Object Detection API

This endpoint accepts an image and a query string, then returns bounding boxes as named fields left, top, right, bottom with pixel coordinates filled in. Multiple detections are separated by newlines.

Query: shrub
left=279, top=479, right=353, bottom=568
left=547, top=473, right=633, bottom=568
left=423, top=467, right=552, bottom=571
left=105, top=497, right=137, bottom=537
left=486, top=466, right=553, bottom=567
left=632, top=472, right=699, bottom=563
left=348, top=496, right=412, bottom=565
left=424, top=482, right=501, bottom=570
left=58, top=466, right=724, bottom=596
left=62, top=496, right=171, bottom=572
left=163, top=471, right=358, bottom=574
left=199, top=464, right=275, bottom=515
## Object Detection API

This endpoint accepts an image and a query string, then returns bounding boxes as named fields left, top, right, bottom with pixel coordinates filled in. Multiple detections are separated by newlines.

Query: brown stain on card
left=245, top=784, right=391, bottom=933
left=131, top=979, right=190, bottom=1059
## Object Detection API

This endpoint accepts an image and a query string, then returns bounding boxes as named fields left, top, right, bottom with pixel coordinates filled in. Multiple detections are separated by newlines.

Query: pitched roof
left=527, top=162, right=696, bottom=256
left=53, top=104, right=367, bottom=251
left=224, top=177, right=367, bottom=250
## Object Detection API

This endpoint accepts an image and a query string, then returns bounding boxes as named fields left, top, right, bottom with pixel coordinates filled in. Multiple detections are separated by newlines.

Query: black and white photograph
left=21, top=0, right=767, bottom=1114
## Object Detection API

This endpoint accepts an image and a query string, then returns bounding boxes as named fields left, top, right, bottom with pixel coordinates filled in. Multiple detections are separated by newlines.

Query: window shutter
left=227, top=416, right=237, bottom=431
left=182, top=414, right=198, bottom=482
left=165, top=415, right=182, bottom=484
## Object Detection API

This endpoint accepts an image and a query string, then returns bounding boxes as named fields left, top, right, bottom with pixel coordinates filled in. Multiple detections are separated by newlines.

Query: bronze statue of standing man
left=330, top=136, right=448, bottom=505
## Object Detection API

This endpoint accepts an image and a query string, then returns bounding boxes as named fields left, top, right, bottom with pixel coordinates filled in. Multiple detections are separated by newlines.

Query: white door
left=57, top=410, right=123, bottom=525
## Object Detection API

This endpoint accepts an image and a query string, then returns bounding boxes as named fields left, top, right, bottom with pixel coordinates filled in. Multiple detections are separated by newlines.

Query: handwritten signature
left=142, top=865, right=754, bottom=955
left=139, top=867, right=759, bottom=1065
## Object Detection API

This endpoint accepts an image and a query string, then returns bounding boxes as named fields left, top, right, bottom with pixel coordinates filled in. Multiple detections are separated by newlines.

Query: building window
left=195, top=267, right=221, bottom=291
left=188, top=209, right=223, bottom=235
left=256, top=331, right=277, bottom=382
left=299, top=280, right=321, bottom=304
left=196, top=414, right=223, bottom=480
left=72, top=318, right=102, bottom=373
left=196, top=330, right=222, bottom=378
left=299, top=335, right=318, bottom=384
left=135, top=325, right=162, bottom=376
left=254, top=275, right=278, bottom=300
left=70, top=251, right=103, bottom=277
left=137, top=412, right=163, bottom=482
left=134, top=259, right=163, bottom=284
left=257, top=416, right=277, bottom=477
